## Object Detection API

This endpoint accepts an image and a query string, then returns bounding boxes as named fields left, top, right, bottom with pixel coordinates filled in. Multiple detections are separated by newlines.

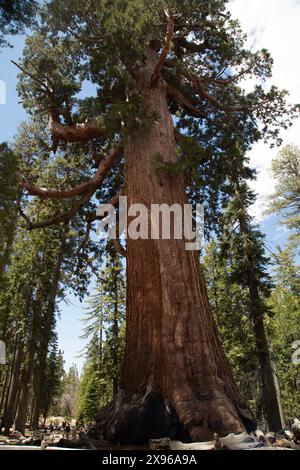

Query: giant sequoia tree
left=15, top=0, right=298, bottom=442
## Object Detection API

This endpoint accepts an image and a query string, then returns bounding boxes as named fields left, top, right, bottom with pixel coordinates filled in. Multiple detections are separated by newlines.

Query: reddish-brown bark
left=96, top=49, right=254, bottom=443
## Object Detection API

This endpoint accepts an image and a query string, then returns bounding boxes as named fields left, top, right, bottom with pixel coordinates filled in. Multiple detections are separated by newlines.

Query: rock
left=50, top=438, right=85, bottom=449
left=219, top=432, right=265, bottom=450
left=266, top=432, right=276, bottom=445
left=275, top=429, right=293, bottom=440
left=254, top=429, right=266, bottom=444
left=273, top=438, right=297, bottom=449
left=291, top=418, right=300, bottom=443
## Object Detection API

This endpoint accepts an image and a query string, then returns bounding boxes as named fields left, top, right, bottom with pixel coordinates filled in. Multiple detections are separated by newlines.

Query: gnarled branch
left=49, top=111, right=107, bottom=144
left=16, top=144, right=123, bottom=200
left=19, top=146, right=122, bottom=230
left=21, top=188, right=95, bottom=230
left=151, top=10, right=174, bottom=86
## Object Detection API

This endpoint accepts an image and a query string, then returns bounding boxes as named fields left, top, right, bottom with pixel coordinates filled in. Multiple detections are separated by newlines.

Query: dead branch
left=11, top=60, right=53, bottom=98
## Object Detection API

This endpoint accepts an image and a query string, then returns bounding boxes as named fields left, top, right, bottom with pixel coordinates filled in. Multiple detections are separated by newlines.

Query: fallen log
left=49, top=438, right=85, bottom=449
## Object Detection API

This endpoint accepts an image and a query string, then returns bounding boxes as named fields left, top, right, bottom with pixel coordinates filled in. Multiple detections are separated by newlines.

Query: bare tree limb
left=21, top=188, right=96, bottom=230
left=151, top=10, right=174, bottom=86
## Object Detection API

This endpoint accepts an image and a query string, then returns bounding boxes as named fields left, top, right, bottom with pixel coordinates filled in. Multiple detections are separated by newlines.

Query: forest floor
left=0, top=430, right=300, bottom=451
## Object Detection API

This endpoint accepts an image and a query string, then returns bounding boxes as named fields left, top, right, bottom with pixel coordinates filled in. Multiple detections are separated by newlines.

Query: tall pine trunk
left=96, top=50, right=254, bottom=443
left=235, top=183, right=285, bottom=432
left=30, top=240, right=65, bottom=430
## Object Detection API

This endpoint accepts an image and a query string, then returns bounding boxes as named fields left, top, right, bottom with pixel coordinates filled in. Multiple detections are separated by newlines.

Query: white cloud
left=229, top=0, right=300, bottom=220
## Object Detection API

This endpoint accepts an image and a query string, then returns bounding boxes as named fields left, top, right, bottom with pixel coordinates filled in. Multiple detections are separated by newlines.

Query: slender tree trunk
left=15, top=294, right=41, bottom=434
left=1, top=341, right=24, bottom=433
left=29, top=241, right=65, bottom=429
left=235, top=185, right=285, bottom=432
left=96, top=49, right=254, bottom=443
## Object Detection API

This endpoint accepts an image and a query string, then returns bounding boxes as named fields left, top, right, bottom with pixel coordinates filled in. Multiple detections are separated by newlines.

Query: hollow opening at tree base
left=95, top=391, right=256, bottom=445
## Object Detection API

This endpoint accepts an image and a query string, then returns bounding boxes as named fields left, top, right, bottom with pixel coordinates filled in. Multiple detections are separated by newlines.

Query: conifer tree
left=77, top=249, right=125, bottom=424
left=268, top=247, right=300, bottom=421
left=268, top=145, right=300, bottom=250
left=14, top=0, right=298, bottom=440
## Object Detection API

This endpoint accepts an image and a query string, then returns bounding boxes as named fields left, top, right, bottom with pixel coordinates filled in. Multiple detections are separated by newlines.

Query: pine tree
left=268, top=145, right=300, bottom=250
left=0, top=118, right=96, bottom=432
left=13, top=0, right=298, bottom=441
left=57, top=365, right=80, bottom=419
left=77, top=249, right=126, bottom=424
left=268, top=247, right=300, bottom=421
left=203, top=240, right=258, bottom=413
left=0, top=143, right=21, bottom=281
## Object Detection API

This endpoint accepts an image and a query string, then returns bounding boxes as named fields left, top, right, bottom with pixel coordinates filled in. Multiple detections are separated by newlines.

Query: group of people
left=48, top=421, right=75, bottom=440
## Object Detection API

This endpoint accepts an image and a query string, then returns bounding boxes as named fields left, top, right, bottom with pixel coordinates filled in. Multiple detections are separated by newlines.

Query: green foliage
left=204, top=240, right=259, bottom=411
left=0, top=0, right=38, bottom=47
left=268, top=145, right=300, bottom=250
left=267, top=247, right=300, bottom=421
left=39, top=340, right=65, bottom=420
left=53, top=365, right=80, bottom=418
left=76, top=251, right=125, bottom=424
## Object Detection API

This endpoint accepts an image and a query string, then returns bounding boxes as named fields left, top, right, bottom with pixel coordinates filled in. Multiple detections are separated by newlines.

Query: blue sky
left=1, top=1, right=298, bottom=373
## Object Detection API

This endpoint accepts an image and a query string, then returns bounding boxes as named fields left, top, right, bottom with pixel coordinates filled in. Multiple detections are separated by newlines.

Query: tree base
left=95, top=391, right=256, bottom=445
left=95, top=391, right=191, bottom=445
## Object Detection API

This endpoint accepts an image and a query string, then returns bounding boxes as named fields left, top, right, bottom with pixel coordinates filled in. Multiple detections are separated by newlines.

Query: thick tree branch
left=19, top=146, right=122, bottom=230
left=166, top=82, right=206, bottom=118
left=21, top=189, right=96, bottom=230
left=174, top=127, right=185, bottom=143
left=48, top=111, right=107, bottom=144
left=151, top=10, right=174, bottom=86
left=182, top=69, right=249, bottom=113
left=16, top=145, right=122, bottom=200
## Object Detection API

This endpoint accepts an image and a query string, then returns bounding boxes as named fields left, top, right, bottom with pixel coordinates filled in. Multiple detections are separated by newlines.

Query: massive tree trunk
left=96, top=49, right=254, bottom=443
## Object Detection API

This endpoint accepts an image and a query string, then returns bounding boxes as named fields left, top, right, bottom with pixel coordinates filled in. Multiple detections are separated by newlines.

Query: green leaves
left=268, top=145, right=300, bottom=249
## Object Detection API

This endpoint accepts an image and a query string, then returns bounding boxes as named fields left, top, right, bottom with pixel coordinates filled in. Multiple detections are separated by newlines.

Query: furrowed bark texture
left=96, top=50, right=254, bottom=443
